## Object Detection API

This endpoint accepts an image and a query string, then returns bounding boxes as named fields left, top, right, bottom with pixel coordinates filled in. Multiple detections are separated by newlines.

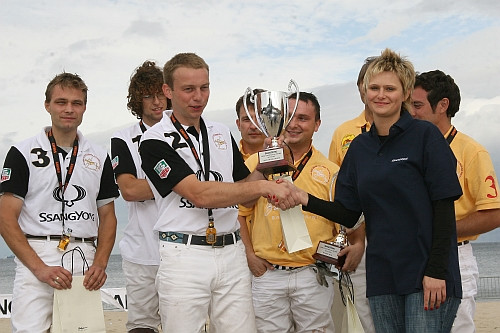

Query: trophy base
left=257, top=159, right=295, bottom=177
left=257, top=145, right=295, bottom=176
left=313, top=241, right=345, bottom=267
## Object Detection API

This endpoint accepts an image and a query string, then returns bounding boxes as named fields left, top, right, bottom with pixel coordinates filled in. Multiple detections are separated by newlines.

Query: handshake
left=265, top=177, right=308, bottom=210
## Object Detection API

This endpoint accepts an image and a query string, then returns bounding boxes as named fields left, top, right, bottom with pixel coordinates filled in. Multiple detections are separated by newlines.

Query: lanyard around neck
left=446, top=126, right=457, bottom=145
left=169, top=113, right=214, bottom=220
left=47, top=129, right=79, bottom=232
left=169, top=114, right=210, bottom=181
left=291, top=147, right=313, bottom=181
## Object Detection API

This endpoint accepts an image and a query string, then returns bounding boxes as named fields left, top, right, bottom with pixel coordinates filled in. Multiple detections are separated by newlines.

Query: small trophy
left=243, top=80, right=300, bottom=176
left=313, top=227, right=348, bottom=268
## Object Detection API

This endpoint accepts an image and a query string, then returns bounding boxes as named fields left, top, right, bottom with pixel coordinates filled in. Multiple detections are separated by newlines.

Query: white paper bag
left=51, top=275, right=106, bottom=333
left=278, top=175, right=312, bottom=253
left=341, top=294, right=365, bottom=333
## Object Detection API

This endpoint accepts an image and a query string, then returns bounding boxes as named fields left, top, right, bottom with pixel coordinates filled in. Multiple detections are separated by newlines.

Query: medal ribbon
left=47, top=129, right=79, bottom=234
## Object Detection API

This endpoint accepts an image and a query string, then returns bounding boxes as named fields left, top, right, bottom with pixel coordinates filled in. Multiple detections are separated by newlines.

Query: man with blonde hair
left=140, top=52, right=294, bottom=332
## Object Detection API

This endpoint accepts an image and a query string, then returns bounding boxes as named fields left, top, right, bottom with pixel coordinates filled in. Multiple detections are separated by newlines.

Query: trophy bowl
left=243, top=79, right=300, bottom=176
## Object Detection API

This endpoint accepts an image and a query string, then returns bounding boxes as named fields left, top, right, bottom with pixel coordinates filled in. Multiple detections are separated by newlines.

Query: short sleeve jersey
left=446, top=127, right=500, bottom=242
left=335, top=110, right=463, bottom=298
left=0, top=128, right=119, bottom=238
left=140, top=110, right=249, bottom=235
left=244, top=146, right=340, bottom=266
left=328, top=110, right=371, bottom=166
left=111, top=121, right=160, bottom=265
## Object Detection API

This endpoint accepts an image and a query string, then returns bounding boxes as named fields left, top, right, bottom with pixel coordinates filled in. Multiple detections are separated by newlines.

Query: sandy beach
left=0, top=310, right=128, bottom=332
left=0, top=301, right=499, bottom=332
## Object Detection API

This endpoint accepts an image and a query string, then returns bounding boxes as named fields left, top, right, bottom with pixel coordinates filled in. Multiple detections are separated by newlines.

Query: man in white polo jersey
left=111, top=61, right=170, bottom=333
left=140, top=52, right=296, bottom=332
left=0, top=72, right=119, bottom=332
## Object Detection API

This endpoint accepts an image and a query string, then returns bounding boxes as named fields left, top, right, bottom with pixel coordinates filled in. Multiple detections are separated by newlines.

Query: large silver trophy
left=243, top=80, right=312, bottom=253
left=243, top=79, right=300, bottom=176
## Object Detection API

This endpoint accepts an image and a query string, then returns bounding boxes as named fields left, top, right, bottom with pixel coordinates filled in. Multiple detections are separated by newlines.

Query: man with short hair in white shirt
left=0, top=72, right=119, bottom=332
left=140, top=52, right=296, bottom=333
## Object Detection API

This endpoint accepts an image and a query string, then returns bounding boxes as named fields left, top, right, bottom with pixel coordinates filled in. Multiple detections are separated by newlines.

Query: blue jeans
left=369, top=292, right=461, bottom=333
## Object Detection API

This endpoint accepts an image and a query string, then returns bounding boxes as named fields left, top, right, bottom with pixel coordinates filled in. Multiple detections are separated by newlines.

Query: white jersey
left=140, top=110, right=249, bottom=235
left=111, top=122, right=159, bottom=265
left=0, top=127, right=119, bottom=237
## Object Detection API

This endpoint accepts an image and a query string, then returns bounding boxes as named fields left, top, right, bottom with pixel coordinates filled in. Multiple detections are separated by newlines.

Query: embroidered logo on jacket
left=154, top=159, right=171, bottom=179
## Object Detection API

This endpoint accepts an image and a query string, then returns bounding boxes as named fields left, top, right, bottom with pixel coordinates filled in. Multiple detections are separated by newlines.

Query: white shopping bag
left=51, top=276, right=106, bottom=333
left=51, top=246, right=106, bottom=333
left=278, top=175, right=312, bottom=253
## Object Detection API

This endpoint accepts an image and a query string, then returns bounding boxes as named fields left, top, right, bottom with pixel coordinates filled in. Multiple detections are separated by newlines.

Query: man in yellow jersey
left=328, top=57, right=377, bottom=333
left=241, top=91, right=364, bottom=332
left=411, top=70, right=500, bottom=332
left=328, top=57, right=376, bottom=166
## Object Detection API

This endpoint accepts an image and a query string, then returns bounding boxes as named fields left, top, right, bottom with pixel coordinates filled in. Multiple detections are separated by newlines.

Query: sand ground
left=1, top=301, right=498, bottom=332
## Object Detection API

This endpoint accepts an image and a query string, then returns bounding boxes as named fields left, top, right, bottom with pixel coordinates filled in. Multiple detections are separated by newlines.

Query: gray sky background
left=1, top=0, right=500, bottom=257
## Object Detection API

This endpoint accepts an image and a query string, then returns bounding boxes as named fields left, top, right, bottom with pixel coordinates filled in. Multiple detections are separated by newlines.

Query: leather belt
left=159, top=230, right=240, bottom=247
left=25, top=234, right=96, bottom=243
left=272, top=264, right=301, bottom=271
left=457, top=240, right=469, bottom=246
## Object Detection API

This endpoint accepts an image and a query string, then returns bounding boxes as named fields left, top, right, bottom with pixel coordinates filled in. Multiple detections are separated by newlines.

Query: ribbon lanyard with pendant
left=170, top=114, right=217, bottom=244
left=47, top=129, right=79, bottom=251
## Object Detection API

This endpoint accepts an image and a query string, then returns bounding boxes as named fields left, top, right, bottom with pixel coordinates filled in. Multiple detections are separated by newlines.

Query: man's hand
left=422, top=275, right=446, bottom=310
left=33, top=264, right=73, bottom=290
left=83, top=264, right=107, bottom=291
left=246, top=251, right=274, bottom=277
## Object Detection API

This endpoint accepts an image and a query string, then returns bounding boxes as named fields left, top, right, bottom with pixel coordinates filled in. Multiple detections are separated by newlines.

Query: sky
left=1, top=0, right=500, bottom=257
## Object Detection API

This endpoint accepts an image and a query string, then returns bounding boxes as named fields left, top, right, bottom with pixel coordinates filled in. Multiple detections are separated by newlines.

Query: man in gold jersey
left=412, top=70, right=500, bottom=332
left=241, top=91, right=364, bottom=332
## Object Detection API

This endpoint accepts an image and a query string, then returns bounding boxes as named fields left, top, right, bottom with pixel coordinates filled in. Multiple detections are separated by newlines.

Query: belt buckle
left=211, top=235, right=225, bottom=248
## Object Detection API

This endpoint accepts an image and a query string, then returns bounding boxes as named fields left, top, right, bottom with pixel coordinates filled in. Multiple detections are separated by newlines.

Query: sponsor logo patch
left=111, top=156, right=119, bottom=169
left=311, top=165, right=330, bottom=185
left=341, top=134, right=356, bottom=152
left=83, top=154, right=101, bottom=171
left=1, top=168, right=11, bottom=182
left=213, top=133, right=228, bottom=150
left=154, top=159, right=171, bottom=179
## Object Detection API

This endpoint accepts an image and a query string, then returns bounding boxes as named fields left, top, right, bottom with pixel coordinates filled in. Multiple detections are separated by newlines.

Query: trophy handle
left=243, top=87, right=267, bottom=136
left=286, top=79, right=300, bottom=127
